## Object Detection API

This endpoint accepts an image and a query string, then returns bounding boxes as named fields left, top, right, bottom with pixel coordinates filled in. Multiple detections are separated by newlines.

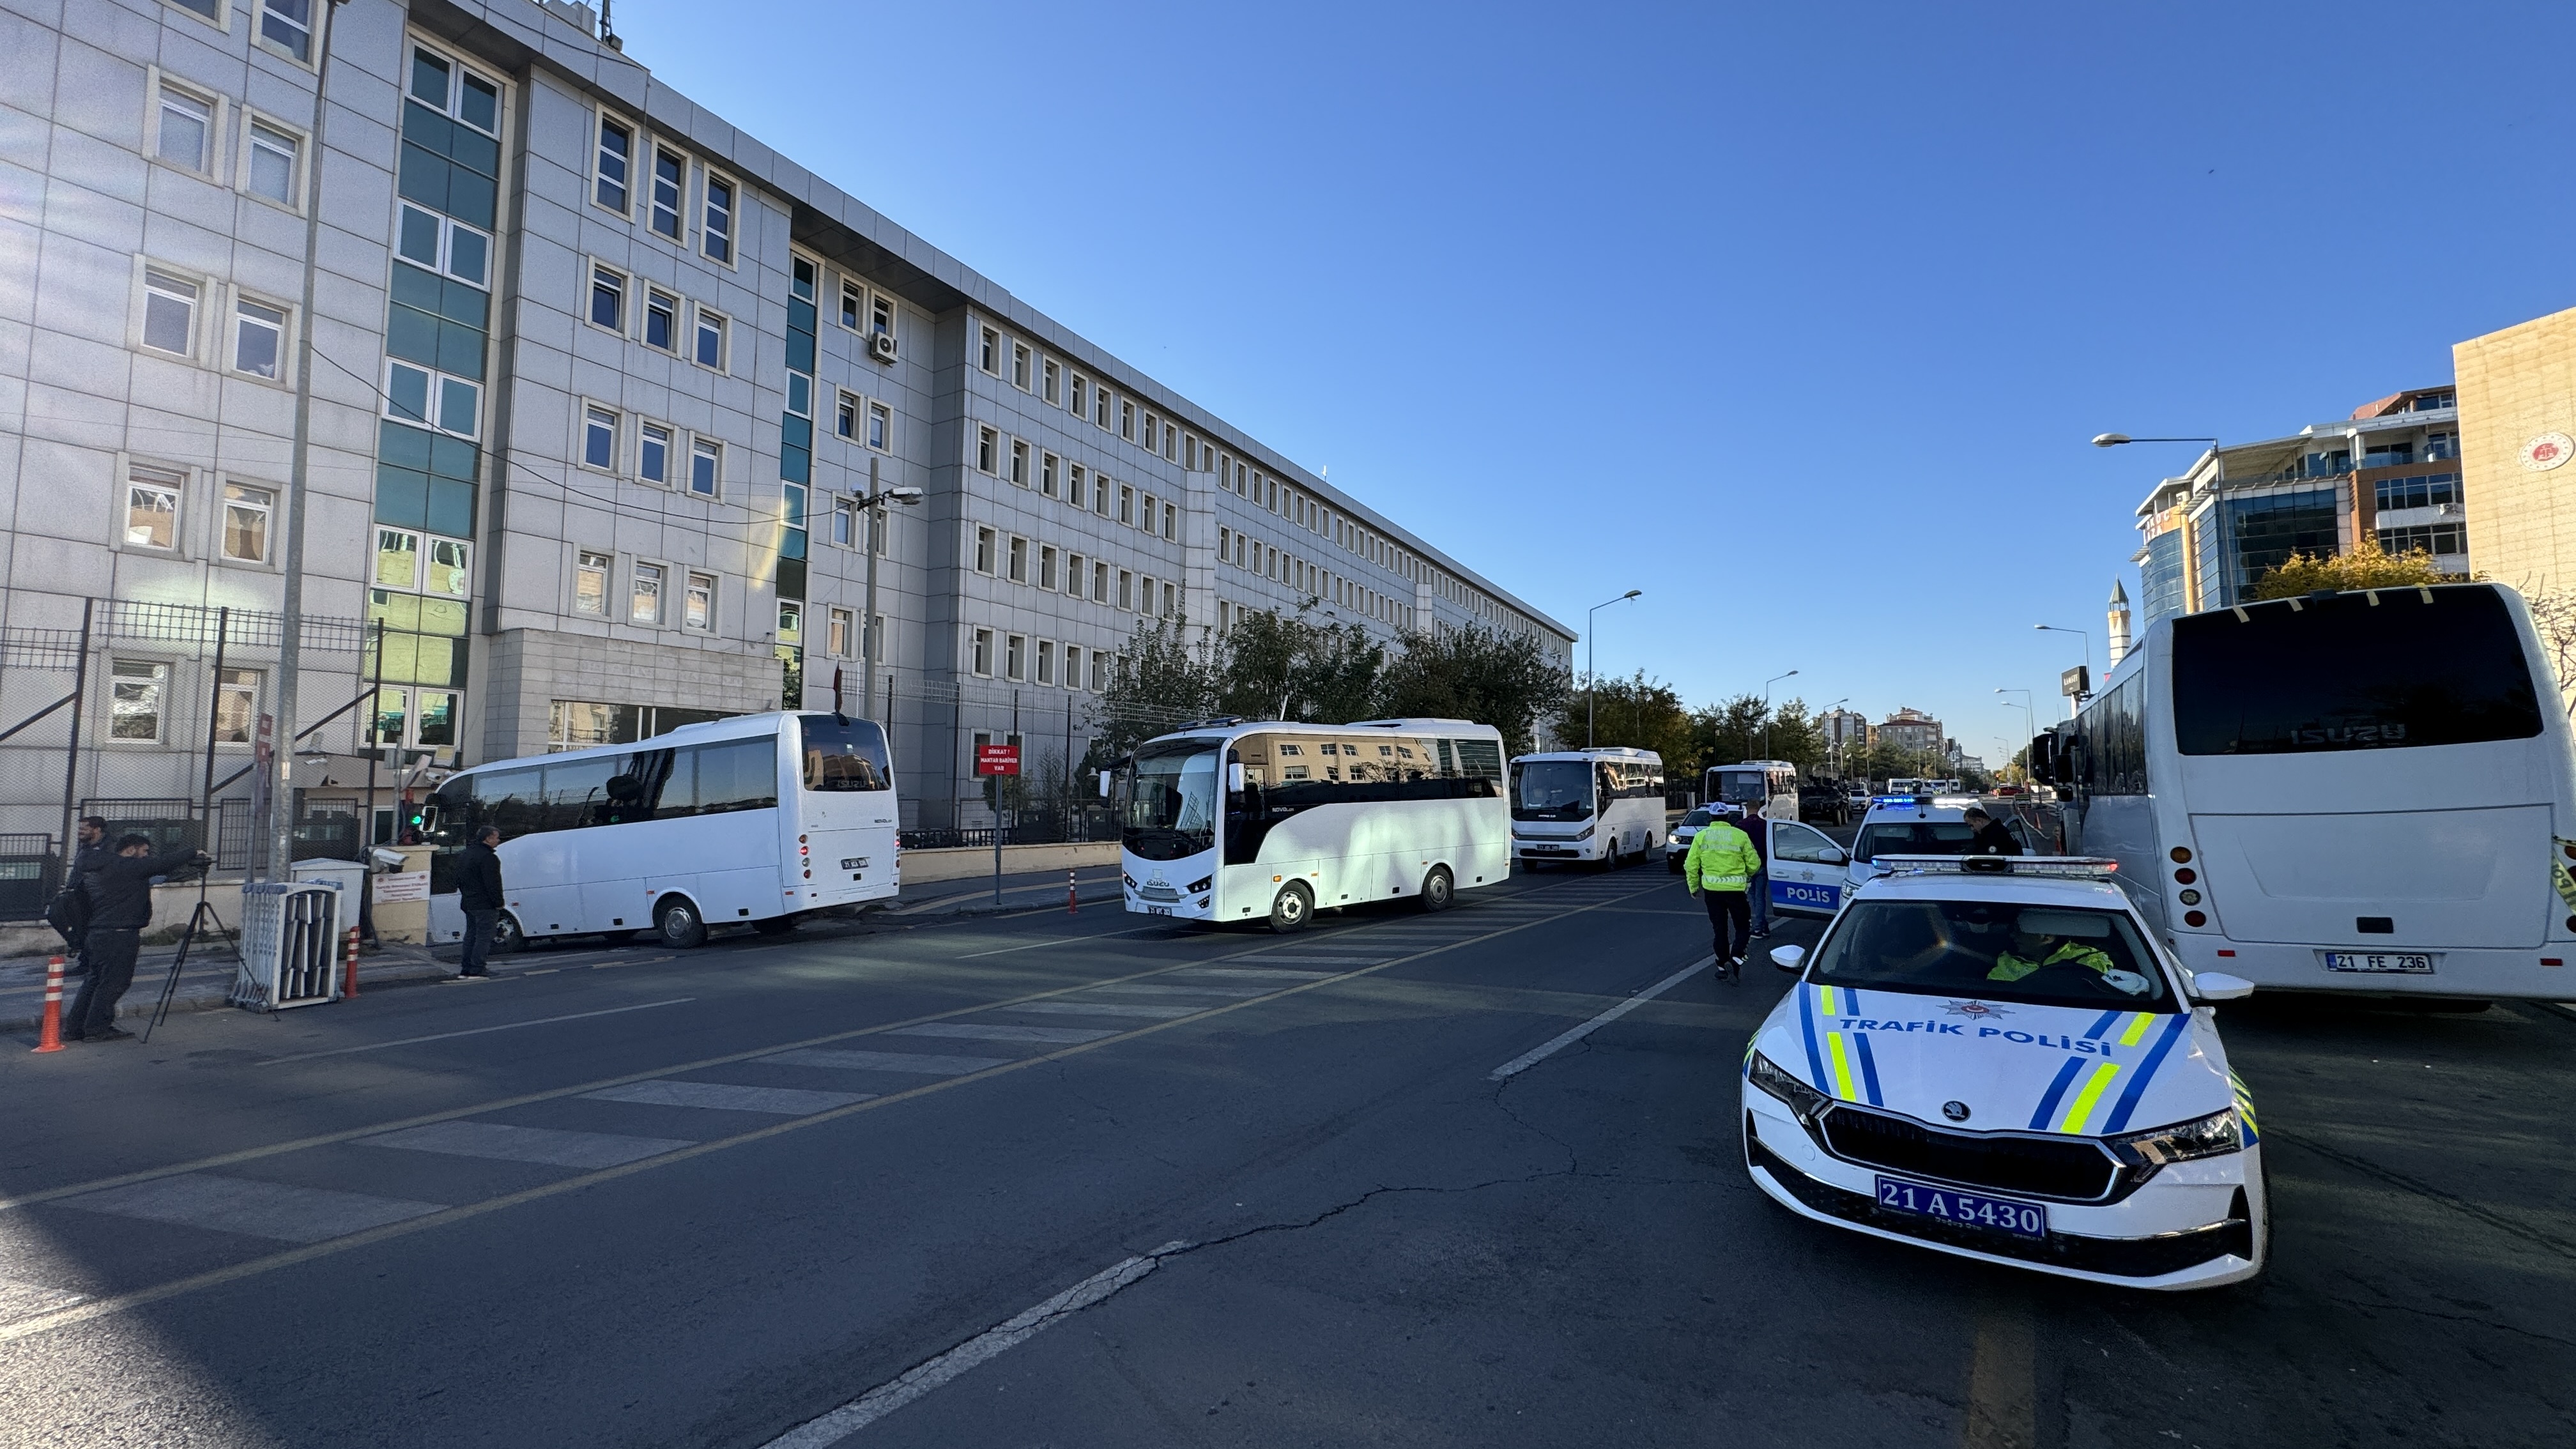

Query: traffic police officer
left=1684, top=808, right=1761, bottom=979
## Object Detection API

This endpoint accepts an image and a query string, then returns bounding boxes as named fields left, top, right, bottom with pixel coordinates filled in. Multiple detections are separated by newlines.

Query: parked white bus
left=2042, top=583, right=2576, bottom=1000
left=1707, top=760, right=1802, bottom=822
left=1112, top=717, right=1512, bottom=931
left=1886, top=778, right=1965, bottom=796
left=1509, top=747, right=1666, bottom=868
left=424, top=711, right=899, bottom=951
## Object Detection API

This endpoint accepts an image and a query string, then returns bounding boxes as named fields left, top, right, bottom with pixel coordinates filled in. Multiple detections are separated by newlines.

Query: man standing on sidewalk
left=452, top=826, right=504, bottom=981
left=52, top=816, right=112, bottom=978
left=66, top=834, right=209, bottom=1043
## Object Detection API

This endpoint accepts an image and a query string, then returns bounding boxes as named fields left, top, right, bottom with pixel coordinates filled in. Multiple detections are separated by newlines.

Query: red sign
left=976, top=744, right=1022, bottom=777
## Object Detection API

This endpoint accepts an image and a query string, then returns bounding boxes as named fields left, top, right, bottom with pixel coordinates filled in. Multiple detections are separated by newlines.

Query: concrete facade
left=2455, top=305, right=2576, bottom=598
left=2, top=0, right=1574, bottom=847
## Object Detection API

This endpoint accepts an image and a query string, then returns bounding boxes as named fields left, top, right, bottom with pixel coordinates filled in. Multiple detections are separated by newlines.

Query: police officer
left=1989, top=924, right=2114, bottom=983
left=1684, top=806, right=1761, bottom=979
left=1962, top=806, right=2023, bottom=857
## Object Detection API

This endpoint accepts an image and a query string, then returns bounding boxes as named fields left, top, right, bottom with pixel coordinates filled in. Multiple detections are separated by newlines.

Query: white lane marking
left=759, top=1240, right=1190, bottom=1446
left=1487, top=956, right=1715, bottom=1081
left=1084, top=983, right=1274, bottom=999
left=0, top=1277, right=86, bottom=1326
left=1234, top=954, right=1386, bottom=966
left=887, top=1022, right=1116, bottom=1045
left=358, top=1121, right=690, bottom=1169
left=257, top=998, right=697, bottom=1064
left=997, top=1000, right=1202, bottom=1020
left=59, top=1174, right=443, bottom=1243
left=764, top=1048, right=1010, bottom=1077
left=582, top=1081, right=871, bottom=1115
left=954, top=925, right=1164, bottom=960
left=1173, top=968, right=1335, bottom=982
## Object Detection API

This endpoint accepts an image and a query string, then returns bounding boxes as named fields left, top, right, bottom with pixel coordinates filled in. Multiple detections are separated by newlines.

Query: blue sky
left=620, top=0, right=2575, bottom=768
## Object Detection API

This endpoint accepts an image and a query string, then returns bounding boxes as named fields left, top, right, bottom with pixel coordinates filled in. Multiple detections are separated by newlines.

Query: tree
left=1548, top=671, right=1692, bottom=763
left=1092, top=616, right=1221, bottom=758
left=2250, top=541, right=2449, bottom=600
left=1377, top=622, right=1570, bottom=758
left=1693, top=694, right=1772, bottom=771
left=1214, top=607, right=1384, bottom=725
left=2518, top=585, right=2576, bottom=716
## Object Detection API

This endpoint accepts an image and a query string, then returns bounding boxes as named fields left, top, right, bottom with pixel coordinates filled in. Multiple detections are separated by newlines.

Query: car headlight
left=1745, top=1052, right=1830, bottom=1126
left=2104, top=1107, right=2242, bottom=1166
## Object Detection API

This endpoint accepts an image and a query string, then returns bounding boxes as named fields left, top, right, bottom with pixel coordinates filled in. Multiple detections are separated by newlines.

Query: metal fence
left=898, top=808, right=1117, bottom=853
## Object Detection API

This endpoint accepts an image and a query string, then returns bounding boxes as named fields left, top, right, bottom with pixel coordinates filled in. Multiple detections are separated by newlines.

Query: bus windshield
left=1124, top=744, right=1219, bottom=862
left=1713, top=771, right=1770, bottom=807
left=1511, top=760, right=1594, bottom=821
left=797, top=714, right=892, bottom=792
left=2171, top=586, right=2543, bottom=755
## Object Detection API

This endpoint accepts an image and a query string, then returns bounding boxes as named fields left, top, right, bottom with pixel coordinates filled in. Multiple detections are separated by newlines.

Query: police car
left=1740, top=855, right=2267, bottom=1289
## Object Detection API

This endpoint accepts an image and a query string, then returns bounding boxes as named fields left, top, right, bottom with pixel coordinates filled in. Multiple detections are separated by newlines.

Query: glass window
left=1809, top=900, right=2174, bottom=1011
left=125, top=466, right=181, bottom=549
left=791, top=255, right=815, bottom=301
left=639, top=422, right=670, bottom=484
left=684, top=571, right=715, bottom=631
left=1012, top=343, right=1031, bottom=389
left=1009, top=439, right=1029, bottom=486
left=1007, top=536, right=1027, bottom=583
left=425, top=537, right=470, bottom=597
left=977, top=427, right=997, bottom=473
left=644, top=290, right=676, bottom=351
left=836, top=392, right=856, bottom=439
left=1042, top=359, right=1059, bottom=404
left=111, top=659, right=169, bottom=742
left=596, top=116, right=631, bottom=211
left=584, top=404, right=617, bottom=470
left=247, top=121, right=298, bottom=204
left=258, top=0, right=312, bottom=61
left=972, top=628, right=993, bottom=675
left=687, top=738, right=779, bottom=815
left=827, top=608, right=850, bottom=656
left=866, top=401, right=889, bottom=450
left=157, top=86, right=210, bottom=170
left=220, top=481, right=273, bottom=562
left=631, top=562, right=663, bottom=624
left=397, top=204, right=442, bottom=270
left=776, top=601, right=802, bottom=645
left=649, top=146, right=684, bottom=239
left=787, top=371, right=811, bottom=418
left=871, top=293, right=893, bottom=338
left=438, top=375, right=479, bottom=438
left=1040, top=452, right=1058, bottom=498
left=233, top=298, right=285, bottom=378
left=416, top=690, right=458, bottom=747
left=215, top=667, right=261, bottom=744
left=1036, top=640, right=1055, bottom=685
left=798, top=714, right=891, bottom=792
left=839, top=281, right=862, bottom=329
left=689, top=438, right=719, bottom=496
left=375, top=528, right=419, bottom=588
left=1039, top=545, right=1057, bottom=590
left=975, top=528, right=995, bottom=573
left=703, top=176, right=734, bottom=262
left=374, top=688, right=413, bottom=747
left=694, top=309, right=725, bottom=368
left=142, top=269, right=197, bottom=356
left=574, top=550, right=610, bottom=616
left=590, top=265, right=624, bottom=330
left=979, top=326, right=999, bottom=373
left=1006, top=634, right=1025, bottom=680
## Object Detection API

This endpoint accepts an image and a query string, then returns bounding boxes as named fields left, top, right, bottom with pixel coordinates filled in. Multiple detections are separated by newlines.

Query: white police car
left=1741, top=855, right=2267, bottom=1290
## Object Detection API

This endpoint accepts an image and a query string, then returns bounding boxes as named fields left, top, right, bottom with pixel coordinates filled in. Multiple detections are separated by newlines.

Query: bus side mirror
left=1228, top=762, right=1246, bottom=793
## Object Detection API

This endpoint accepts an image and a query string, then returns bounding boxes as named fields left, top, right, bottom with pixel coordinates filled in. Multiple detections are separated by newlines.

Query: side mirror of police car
left=2192, top=971, right=2255, bottom=1002
left=1768, top=944, right=1806, bottom=972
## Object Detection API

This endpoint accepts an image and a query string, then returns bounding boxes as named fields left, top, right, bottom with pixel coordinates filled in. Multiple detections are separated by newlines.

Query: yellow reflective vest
left=1685, top=820, right=1759, bottom=893
left=1988, top=942, right=2115, bottom=983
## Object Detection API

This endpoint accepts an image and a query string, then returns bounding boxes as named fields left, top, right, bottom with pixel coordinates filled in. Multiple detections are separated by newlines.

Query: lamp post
left=1821, top=696, right=1849, bottom=778
left=1585, top=589, right=1641, bottom=748
left=2034, top=624, right=2092, bottom=696
left=1995, top=688, right=2035, bottom=779
left=854, top=457, right=924, bottom=724
left=1760, top=669, right=1798, bottom=759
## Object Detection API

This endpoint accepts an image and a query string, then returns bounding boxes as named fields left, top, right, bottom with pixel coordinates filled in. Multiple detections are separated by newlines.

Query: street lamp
left=1761, top=669, right=1798, bottom=759
left=853, top=455, right=925, bottom=722
left=2034, top=623, right=2092, bottom=689
left=1586, top=590, right=1641, bottom=748
left=1995, top=688, right=2035, bottom=778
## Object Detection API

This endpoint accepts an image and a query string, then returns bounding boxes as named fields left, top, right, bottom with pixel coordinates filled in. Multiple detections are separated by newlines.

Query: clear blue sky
left=619, top=0, right=2575, bottom=768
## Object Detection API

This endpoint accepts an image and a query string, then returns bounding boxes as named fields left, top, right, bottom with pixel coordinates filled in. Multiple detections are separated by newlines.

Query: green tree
left=2250, top=540, right=2450, bottom=599
left=1215, top=607, right=1385, bottom=725
left=1549, top=671, right=1693, bottom=763
left=1378, top=622, right=1571, bottom=758
left=1092, top=616, right=1221, bottom=758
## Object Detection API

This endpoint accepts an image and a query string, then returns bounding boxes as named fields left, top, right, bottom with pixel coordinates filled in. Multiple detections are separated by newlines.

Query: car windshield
left=1512, top=760, right=1593, bottom=821
left=1680, top=808, right=1715, bottom=827
left=1123, top=744, right=1218, bottom=862
left=1807, top=900, right=2176, bottom=1011
left=1853, top=821, right=1977, bottom=862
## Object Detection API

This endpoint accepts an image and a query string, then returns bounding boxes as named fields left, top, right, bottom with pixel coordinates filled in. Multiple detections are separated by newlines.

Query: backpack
left=45, top=879, right=91, bottom=946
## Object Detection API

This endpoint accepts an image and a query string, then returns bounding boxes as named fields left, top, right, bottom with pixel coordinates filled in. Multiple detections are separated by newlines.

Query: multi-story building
left=2129, top=387, right=2464, bottom=629
left=1869, top=709, right=1943, bottom=758
left=2455, top=305, right=2576, bottom=599
left=1, top=0, right=1572, bottom=855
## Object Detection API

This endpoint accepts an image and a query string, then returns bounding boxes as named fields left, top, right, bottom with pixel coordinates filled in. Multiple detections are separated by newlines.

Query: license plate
left=2323, top=951, right=2434, bottom=974
left=1874, top=1177, right=2048, bottom=1239
left=1147, top=905, right=1174, bottom=916
left=841, top=857, right=868, bottom=870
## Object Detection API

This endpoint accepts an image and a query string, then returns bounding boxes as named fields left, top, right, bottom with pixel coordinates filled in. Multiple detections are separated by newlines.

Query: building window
left=397, top=205, right=489, bottom=288
left=111, top=660, right=169, bottom=742
left=157, top=82, right=213, bottom=172
left=871, top=292, right=894, bottom=341
left=595, top=115, right=632, bottom=211
left=1065, top=645, right=1084, bottom=689
left=649, top=146, right=685, bottom=240
left=979, top=326, right=1000, bottom=374
left=1068, top=463, right=1087, bottom=510
left=631, top=562, right=664, bottom=624
left=232, top=298, right=286, bottom=379
left=1144, top=414, right=1159, bottom=453
left=1093, top=473, right=1111, bottom=515
left=786, top=371, right=812, bottom=419
left=141, top=268, right=198, bottom=357
left=257, top=0, right=312, bottom=61
left=1007, top=535, right=1028, bottom=583
left=689, top=438, right=721, bottom=497
left=827, top=608, right=852, bottom=656
left=1064, top=551, right=1084, bottom=594
left=975, top=526, right=995, bottom=574
left=1088, top=649, right=1108, bottom=691
left=1163, top=502, right=1177, bottom=541
left=1140, top=491, right=1156, bottom=532
left=867, top=401, right=891, bottom=451
left=836, top=392, right=857, bottom=439
left=1093, top=560, right=1110, bottom=601
left=1118, top=485, right=1133, bottom=525
left=1039, top=452, right=1060, bottom=499
left=1163, top=580, right=1177, bottom=618
left=385, top=360, right=479, bottom=438
left=1140, top=575, right=1157, bottom=615
left=590, top=264, right=625, bottom=332
left=1117, top=570, right=1134, bottom=611
left=408, top=43, right=500, bottom=135
left=684, top=571, right=716, bottom=632
left=831, top=497, right=854, bottom=547
left=1120, top=399, right=1135, bottom=441
left=977, top=426, right=998, bottom=474
left=125, top=465, right=183, bottom=550
left=1011, top=342, right=1031, bottom=390
left=1042, top=359, right=1060, bottom=404
left=1009, top=439, right=1029, bottom=487
left=245, top=119, right=299, bottom=205
left=640, top=421, right=671, bottom=484
left=703, top=175, right=735, bottom=263
left=375, top=528, right=419, bottom=589
left=1039, top=545, right=1058, bottom=590
left=839, top=280, right=863, bottom=330
left=1036, top=639, right=1055, bottom=686
left=643, top=289, right=677, bottom=351
left=574, top=550, right=610, bottom=616
left=1071, top=374, right=1088, bottom=418
left=220, top=482, right=273, bottom=562
left=972, top=628, right=993, bottom=676
left=215, top=667, right=261, bottom=744
left=693, top=307, right=727, bottom=369
left=1005, top=634, right=1025, bottom=680
left=583, top=404, right=618, bottom=471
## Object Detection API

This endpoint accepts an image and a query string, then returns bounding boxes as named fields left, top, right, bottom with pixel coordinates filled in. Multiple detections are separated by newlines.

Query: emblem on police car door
left=1942, top=1101, right=1972, bottom=1122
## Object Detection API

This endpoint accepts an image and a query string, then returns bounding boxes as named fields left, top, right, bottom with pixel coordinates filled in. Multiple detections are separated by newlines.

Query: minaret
left=2106, top=579, right=2133, bottom=670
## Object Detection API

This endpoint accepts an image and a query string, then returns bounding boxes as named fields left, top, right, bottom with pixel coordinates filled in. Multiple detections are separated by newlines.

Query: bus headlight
left=1188, top=877, right=1212, bottom=894
left=1570, top=825, right=1595, bottom=841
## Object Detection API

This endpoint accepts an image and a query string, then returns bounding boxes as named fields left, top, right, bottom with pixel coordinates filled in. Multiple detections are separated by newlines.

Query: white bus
left=424, top=710, right=899, bottom=951
left=1886, top=777, right=1964, bottom=796
left=2042, top=582, right=2576, bottom=1000
left=1509, top=747, right=1666, bottom=868
left=1707, top=760, right=1802, bottom=822
left=1112, top=717, right=1512, bottom=931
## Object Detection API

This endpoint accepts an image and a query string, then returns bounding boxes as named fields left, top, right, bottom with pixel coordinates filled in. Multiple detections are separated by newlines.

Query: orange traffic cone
left=32, top=955, right=66, bottom=1053
left=343, top=926, right=361, bottom=999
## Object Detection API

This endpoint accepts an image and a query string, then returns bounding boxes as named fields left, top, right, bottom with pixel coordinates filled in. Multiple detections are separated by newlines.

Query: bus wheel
left=1268, top=881, right=1314, bottom=933
left=752, top=914, right=800, bottom=937
left=655, top=896, right=709, bottom=949
left=491, top=912, right=526, bottom=955
left=1420, top=866, right=1454, bottom=913
left=1601, top=843, right=1622, bottom=872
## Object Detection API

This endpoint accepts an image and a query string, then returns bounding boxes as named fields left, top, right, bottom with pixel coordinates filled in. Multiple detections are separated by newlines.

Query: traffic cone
left=342, top=926, right=360, bottom=999
left=32, top=955, right=66, bottom=1053
left=1068, top=869, right=1078, bottom=914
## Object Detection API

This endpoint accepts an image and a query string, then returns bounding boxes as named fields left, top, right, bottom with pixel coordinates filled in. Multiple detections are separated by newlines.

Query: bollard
left=1068, top=868, right=1080, bottom=914
left=342, top=926, right=361, bottom=999
left=32, top=955, right=66, bottom=1053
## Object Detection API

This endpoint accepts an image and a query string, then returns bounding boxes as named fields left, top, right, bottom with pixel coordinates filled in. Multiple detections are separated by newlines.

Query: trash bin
left=290, top=858, right=367, bottom=905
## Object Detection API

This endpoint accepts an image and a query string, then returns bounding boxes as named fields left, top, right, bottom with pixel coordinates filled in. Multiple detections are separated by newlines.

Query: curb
left=2, top=954, right=454, bottom=1036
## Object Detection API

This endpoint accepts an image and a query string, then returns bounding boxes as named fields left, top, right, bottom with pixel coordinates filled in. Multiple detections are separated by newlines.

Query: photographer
left=65, top=834, right=210, bottom=1043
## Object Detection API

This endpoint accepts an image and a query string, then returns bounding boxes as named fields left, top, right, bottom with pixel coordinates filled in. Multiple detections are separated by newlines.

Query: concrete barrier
left=898, top=840, right=1119, bottom=885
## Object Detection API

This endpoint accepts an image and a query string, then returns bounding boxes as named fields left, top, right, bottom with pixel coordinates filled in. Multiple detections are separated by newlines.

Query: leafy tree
left=1378, top=622, right=1570, bottom=758
left=1693, top=694, right=1773, bottom=771
left=1092, top=617, right=1221, bottom=758
left=2250, top=541, right=2449, bottom=600
left=1549, top=671, right=1692, bottom=763
left=1215, top=607, right=1384, bottom=725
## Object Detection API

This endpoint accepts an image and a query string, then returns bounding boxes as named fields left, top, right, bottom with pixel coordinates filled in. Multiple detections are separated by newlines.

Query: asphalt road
left=1, top=860, right=2570, bottom=1447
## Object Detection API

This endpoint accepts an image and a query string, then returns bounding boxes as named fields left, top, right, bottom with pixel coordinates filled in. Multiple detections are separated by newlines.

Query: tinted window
left=1809, top=900, right=2174, bottom=1011
left=1853, top=821, right=1977, bottom=862
left=1227, top=733, right=1497, bottom=866
left=797, top=714, right=891, bottom=792
left=540, top=756, right=621, bottom=832
left=687, top=738, right=780, bottom=814
left=1449, top=738, right=1503, bottom=779
left=475, top=766, right=544, bottom=838
left=2172, top=585, right=2542, bottom=755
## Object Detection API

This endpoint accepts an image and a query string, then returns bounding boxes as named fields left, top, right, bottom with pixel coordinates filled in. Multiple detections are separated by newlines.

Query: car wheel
left=655, top=896, right=709, bottom=949
left=751, top=913, right=800, bottom=937
left=1667, top=854, right=1683, bottom=875
left=1420, top=866, right=1454, bottom=913
left=1268, top=880, right=1314, bottom=933
left=490, top=912, right=525, bottom=956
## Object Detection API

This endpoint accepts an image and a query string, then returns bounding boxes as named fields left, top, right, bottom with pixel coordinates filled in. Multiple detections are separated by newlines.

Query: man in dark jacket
left=1740, top=804, right=1775, bottom=940
left=1962, top=806, right=2025, bottom=857
left=57, top=816, right=111, bottom=977
left=66, top=833, right=207, bottom=1042
left=454, top=826, right=505, bottom=980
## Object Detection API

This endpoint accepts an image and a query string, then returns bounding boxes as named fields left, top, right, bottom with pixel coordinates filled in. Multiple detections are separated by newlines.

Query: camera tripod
left=142, top=865, right=238, bottom=1045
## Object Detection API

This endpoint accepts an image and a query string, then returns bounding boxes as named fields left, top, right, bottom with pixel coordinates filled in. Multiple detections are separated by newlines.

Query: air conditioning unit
left=869, top=331, right=898, bottom=364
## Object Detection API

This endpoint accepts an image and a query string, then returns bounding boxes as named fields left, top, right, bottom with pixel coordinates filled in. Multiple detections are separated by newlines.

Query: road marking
left=763, top=1048, right=1011, bottom=1077
left=954, top=925, right=1163, bottom=960
left=1084, top=982, right=1275, bottom=999
left=582, top=1081, right=871, bottom=1115
left=1173, top=967, right=1336, bottom=981
left=256, top=998, right=698, bottom=1064
left=759, top=1240, right=1191, bottom=1446
left=995, top=1000, right=1204, bottom=1020
left=1236, top=954, right=1386, bottom=966
left=0, top=1277, right=86, bottom=1326
left=1961, top=1290, right=2036, bottom=1449
left=885, top=1023, right=1117, bottom=1045
left=1487, top=955, right=1715, bottom=1080
left=358, top=1121, right=690, bottom=1169
left=59, top=1174, right=443, bottom=1244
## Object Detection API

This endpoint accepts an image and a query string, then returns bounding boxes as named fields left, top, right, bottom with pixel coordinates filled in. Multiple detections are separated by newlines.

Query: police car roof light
left=1867, top=854, right=2119, bottom=880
